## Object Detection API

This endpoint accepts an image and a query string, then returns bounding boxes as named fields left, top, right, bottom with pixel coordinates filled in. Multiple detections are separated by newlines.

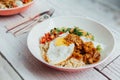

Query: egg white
left=46, top=33, right=74, bottom=65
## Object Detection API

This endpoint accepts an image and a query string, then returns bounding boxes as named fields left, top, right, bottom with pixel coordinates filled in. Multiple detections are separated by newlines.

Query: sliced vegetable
left=96, top=45, right=102, bottom=52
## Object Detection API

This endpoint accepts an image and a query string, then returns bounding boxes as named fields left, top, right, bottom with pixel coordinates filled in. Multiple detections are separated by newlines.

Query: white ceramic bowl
left=27, top=16, right=115, bottom=71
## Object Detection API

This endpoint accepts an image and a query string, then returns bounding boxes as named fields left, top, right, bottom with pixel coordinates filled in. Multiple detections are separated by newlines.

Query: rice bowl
left=27, top=16, right=115, bottom=71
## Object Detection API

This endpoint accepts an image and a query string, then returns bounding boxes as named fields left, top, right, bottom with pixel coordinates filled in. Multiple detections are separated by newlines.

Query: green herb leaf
left=96, top=45, right=102, bottom=52
left=91, top=36, right=94, bottom=41
left=56, top=28, right=61, bottom=32
left=85, top=32, right=90, bottom=36
left=76, top=31, right=83, bottom=36
left=66, top=28, right=71, bottom=32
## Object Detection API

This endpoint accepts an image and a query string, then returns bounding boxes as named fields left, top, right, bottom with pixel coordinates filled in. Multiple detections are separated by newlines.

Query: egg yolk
left=55, top=37, right=67, bottom=46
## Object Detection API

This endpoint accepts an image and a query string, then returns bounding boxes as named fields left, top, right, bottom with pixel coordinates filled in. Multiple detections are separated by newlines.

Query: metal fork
left=6, top=9, right=55, bottom=35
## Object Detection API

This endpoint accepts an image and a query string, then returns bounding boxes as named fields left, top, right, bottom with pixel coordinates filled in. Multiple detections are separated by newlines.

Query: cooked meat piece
left=83, top=42, right=94, bottom=53
left=83, top=51, right=100, bottom=64
left=64, top=34, right=83, bottom=49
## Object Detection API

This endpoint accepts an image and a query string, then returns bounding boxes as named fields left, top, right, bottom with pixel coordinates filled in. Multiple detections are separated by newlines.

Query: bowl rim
left=27, top=16, right=115, bottom=70
left=0, top=0, right=34, bottom=11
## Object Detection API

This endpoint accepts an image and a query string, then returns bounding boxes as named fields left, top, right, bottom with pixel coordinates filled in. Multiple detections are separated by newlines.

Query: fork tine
left=48, top=8, right=55, bottom=17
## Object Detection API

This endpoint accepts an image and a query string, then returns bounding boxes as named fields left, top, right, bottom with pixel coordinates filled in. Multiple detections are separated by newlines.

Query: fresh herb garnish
left=96, top=45, right=102, bottom=52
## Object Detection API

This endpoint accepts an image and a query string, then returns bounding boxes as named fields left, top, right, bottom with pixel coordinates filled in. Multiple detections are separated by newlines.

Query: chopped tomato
left=59, top=32, right=63, bottom=34
left=40, top=31, right=63, bottom=44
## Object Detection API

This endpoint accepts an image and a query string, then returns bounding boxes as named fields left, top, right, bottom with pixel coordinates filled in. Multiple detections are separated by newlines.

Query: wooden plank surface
left=101, top=56, right=120, bottom=80
left=0, top=0, right=120, bottom=80
left=0, top=53, right=22, bottom=80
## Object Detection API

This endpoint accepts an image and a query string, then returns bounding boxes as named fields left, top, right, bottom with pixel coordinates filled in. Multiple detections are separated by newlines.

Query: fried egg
left=46, top=33, right=74, bottom=65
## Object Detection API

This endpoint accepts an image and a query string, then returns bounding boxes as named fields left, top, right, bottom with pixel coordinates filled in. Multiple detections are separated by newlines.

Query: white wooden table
left=0, top=0, right=120, bottom=80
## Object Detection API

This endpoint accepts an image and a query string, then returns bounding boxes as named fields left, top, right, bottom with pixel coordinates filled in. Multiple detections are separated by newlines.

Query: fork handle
left=6, top=14, right=39, bottom=33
